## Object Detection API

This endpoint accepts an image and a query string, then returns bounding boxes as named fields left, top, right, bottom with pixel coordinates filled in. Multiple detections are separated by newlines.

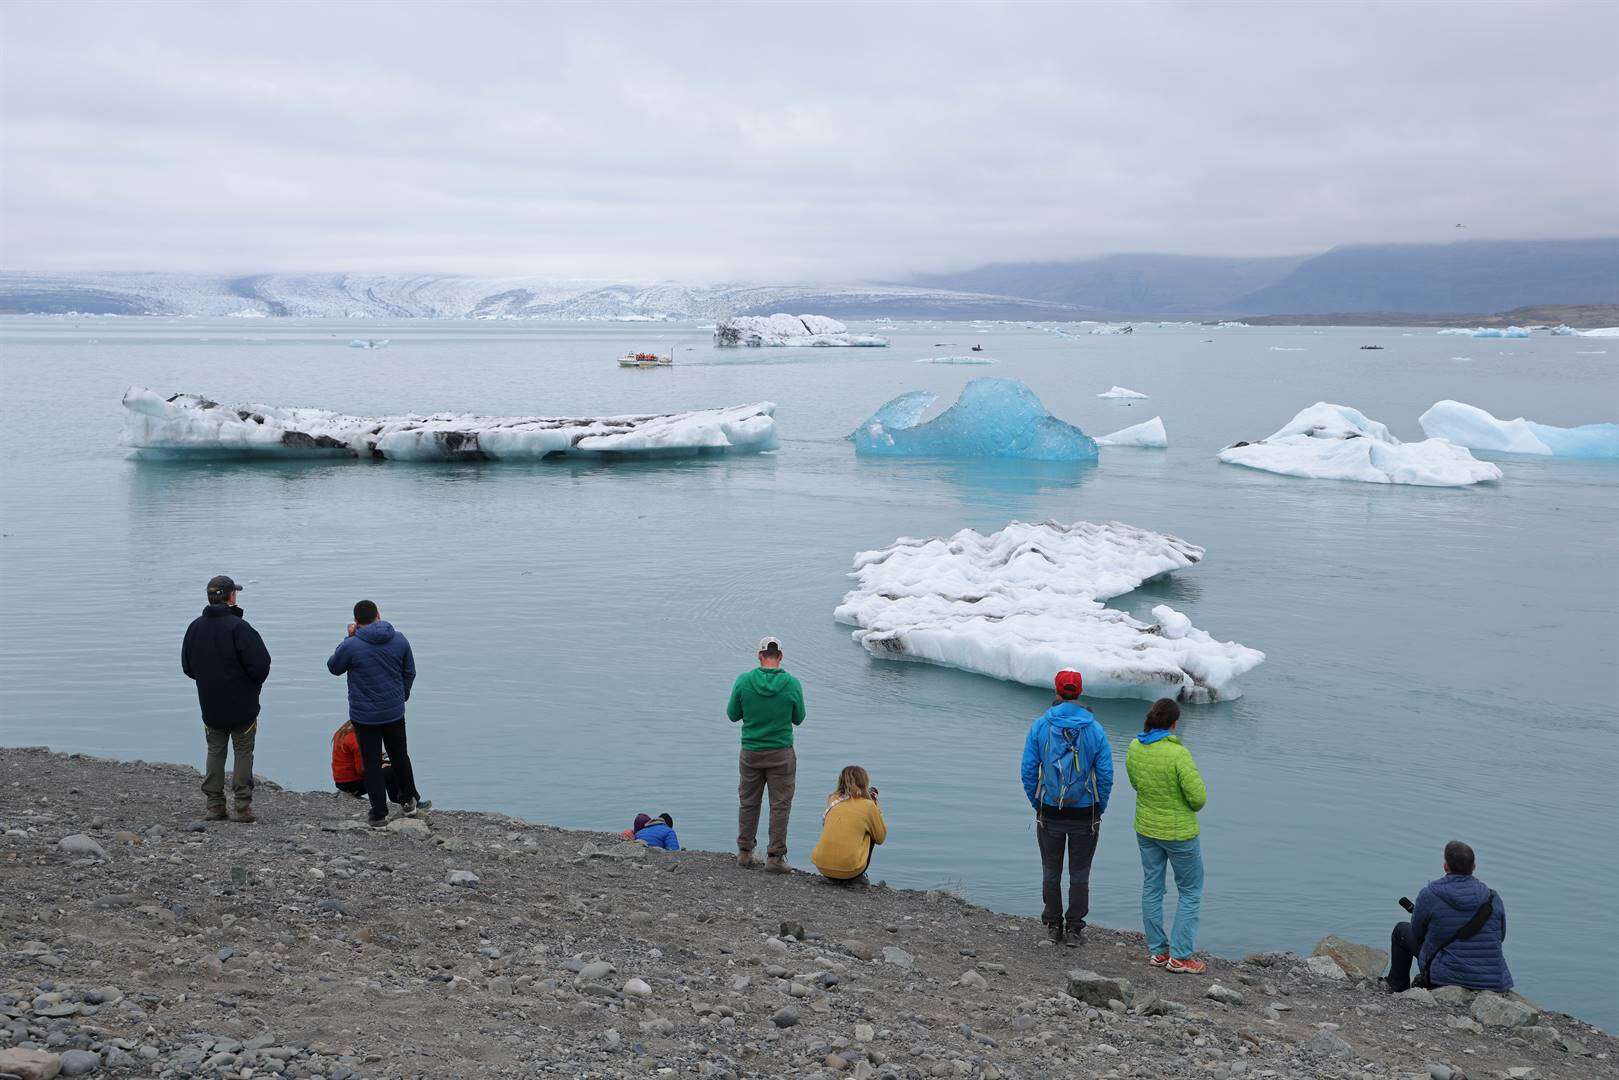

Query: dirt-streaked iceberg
left=1418, top=399, right=1619, bottom=459
left=714, top=314, right=888, bottom=347
left=121, top=386, right=777, bottom=462
left=849, top=378, right=1097, bottom=461
left=833, top=520, right=1264, bottom=701
left=1218, top=402, right=1501, bottom=486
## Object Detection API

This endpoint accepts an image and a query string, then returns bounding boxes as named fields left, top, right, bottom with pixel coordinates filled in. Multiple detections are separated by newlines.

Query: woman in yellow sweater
left=811, top=765, right=887, bottom=884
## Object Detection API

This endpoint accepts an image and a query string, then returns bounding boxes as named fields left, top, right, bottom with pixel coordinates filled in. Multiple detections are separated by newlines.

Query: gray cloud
left=2, top=0, right=1615, bottom=280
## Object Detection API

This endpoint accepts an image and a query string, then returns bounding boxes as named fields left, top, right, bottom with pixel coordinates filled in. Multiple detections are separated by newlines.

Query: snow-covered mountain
left=0, top=271, right=1077, bottom=320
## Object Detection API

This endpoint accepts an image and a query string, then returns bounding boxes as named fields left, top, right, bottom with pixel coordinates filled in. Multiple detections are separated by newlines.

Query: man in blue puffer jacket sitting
left=327, top=600, right=426, bottom=828
left=1020, top=670, right=1114, bottom=947
left=1386, top=840, right=1512, bottom=992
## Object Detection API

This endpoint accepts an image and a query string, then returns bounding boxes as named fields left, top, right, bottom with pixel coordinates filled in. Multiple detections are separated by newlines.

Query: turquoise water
left=1, top=317, right=1615, bottom=1028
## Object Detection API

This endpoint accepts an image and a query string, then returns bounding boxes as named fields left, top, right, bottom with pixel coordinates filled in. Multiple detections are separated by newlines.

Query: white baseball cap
left=757, top=635, right=782, bottom=653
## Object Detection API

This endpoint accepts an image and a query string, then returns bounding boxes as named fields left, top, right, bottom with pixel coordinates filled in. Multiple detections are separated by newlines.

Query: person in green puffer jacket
left=1125, top=698, right=1208, bottom=974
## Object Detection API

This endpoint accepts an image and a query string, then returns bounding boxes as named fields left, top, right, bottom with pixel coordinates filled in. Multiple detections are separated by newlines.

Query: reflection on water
left=2, top=317, right=1616, bottom=1029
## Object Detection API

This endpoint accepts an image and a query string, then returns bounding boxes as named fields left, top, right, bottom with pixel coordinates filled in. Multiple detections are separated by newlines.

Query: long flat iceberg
left=714, top=313, right=888, bottom=347
left=1218, top=402, right=1501, bottom=486
left=833, top=520, right=1264, bottom=701
left=1097, top=385, right=1148, bottom=399
left=1418, top=399, right=1619, bottom=459
left=122, top=386, right=778, bottom=461
left=1095, top=416, right=1168, bottom=448
left=849, top=378, right=1097, bottom=461
left=1438, top=326, right=1530, bottom=339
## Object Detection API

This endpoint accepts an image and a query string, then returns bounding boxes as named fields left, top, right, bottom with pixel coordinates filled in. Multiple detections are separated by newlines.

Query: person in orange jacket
left=332, top=720, right=404, bottom=806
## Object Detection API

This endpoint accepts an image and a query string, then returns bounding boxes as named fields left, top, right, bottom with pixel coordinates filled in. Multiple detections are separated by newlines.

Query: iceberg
left=1440, top=326, right=1531, bottom=339
left=833, top=520, right=1264, bottom=702
left=121, top=386, right=777, bottom=462
left=1417, top=400, right=1619, bottom=459
left=915, top=355, right=997, bottom=365
left=714, top=313, right=888, bottom=348
left=1550, top=325, right=1578, bottom=336
left=849, top=378, right=1097, bottom=461
left=1218, top=402, right=1502, bottom=486
left=1583, top=326, right=1619, bottom=337
left=1097, top=386, right=1148, bottom=399
left=1094, top=416, right=1168, bottom=448
left=348, top=338, right=390, bottom=349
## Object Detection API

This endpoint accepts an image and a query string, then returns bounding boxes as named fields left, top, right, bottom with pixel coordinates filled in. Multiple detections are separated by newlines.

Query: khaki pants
left=202, top=722, right=256, bottom=809
left=738, top=747, right=796, bottom=859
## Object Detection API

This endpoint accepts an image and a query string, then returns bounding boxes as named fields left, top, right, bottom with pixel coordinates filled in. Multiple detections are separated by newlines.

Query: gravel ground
left=1, top=746, right=1612, bottom=1080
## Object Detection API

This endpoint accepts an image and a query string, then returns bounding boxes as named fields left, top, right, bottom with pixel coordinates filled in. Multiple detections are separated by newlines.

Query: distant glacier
left=0, top=271, right=1078, bottom=321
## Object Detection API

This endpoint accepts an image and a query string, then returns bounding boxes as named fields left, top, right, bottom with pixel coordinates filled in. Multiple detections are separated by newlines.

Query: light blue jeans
left=1137, top=833, right=1204, bottom=959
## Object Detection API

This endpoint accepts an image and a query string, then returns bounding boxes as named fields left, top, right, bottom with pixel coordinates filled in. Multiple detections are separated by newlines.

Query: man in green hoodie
left=727, top=635, right=806, bottom=873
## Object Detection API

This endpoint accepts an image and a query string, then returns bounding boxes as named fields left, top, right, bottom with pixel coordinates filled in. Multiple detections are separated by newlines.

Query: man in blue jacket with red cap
left=1020, top=669, right=1113, bottom=947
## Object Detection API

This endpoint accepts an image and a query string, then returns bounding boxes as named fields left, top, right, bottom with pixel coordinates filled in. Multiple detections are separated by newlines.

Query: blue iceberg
left=1419, top=399, right=1619, bottom=459
left=850, top=378, right=1098, bottom=461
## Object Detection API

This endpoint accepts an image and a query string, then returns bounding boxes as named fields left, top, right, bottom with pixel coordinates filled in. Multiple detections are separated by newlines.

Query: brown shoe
left=205, top=805, right=228, bottom=821
left=737, top=851, right=754, bottom=868
left=233, top=806, right=257, bottom=824
left=765, top=857, right=790, bottom=875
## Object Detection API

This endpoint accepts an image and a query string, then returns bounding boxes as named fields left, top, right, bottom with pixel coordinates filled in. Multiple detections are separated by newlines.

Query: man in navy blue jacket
left=327, top=599, right=425, bottom=827
left=1387, top=840, right=1512, bottom=992
left=182, top=574, right=271, bottom=822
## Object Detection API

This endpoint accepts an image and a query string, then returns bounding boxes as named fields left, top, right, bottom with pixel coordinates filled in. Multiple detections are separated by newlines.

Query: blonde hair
left=835, top=765, right=872, bottom=800
left=333, top=720, right=354, bottom=746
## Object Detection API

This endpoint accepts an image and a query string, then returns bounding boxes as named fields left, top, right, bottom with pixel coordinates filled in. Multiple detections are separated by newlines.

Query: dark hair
left=759, top=644, right=782, bottom=658
left=1143, top=698, right=1180, bottom=731
left=1444, top=840, right=1476, bottom=876
left=353, top=599, right=380, bottom=625
left=658, top=812, right=674, bottom=828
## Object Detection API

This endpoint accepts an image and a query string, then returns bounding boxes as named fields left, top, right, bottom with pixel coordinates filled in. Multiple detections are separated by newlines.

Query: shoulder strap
left=1420, top=890, right=1495, bottom=979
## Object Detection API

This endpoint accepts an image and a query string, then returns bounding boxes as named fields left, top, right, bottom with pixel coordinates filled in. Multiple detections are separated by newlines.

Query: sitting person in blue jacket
left=620, top=812, right=680, bottom=851
left=1386, top=840, right=1511, bottom=992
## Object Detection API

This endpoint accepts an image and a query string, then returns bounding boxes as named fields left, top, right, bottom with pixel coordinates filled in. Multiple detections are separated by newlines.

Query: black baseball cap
left=206, top=574, right=243, bottom=598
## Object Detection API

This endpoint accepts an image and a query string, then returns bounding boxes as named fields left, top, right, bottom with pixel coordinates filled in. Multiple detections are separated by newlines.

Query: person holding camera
left=326, top=599, right=425, bottom=827
left=1385, top=840, right=1512, bottom=993
left=811, top=765, right=886, bottom=884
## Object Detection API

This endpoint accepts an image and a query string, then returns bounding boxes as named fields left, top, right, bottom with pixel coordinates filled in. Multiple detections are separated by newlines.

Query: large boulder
left=1066, top=969, right=1131, bottom=1008
left=1470, top=991, right=1538, bottom=1029
left=1311, top=935, right=1387, bottom=980
left=0, top=1048, right=63, bottom=1080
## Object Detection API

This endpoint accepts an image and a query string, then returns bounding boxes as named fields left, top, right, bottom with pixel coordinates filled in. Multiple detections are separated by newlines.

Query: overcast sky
left=2, top=0, right=1615, bottom=281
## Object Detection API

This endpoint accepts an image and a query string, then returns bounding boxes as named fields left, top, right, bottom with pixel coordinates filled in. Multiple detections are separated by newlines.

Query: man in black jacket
left=181, top=575, right=271, bottom=822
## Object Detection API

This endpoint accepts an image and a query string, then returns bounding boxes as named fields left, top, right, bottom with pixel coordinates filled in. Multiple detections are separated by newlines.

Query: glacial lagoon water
left=1, top=317, right=1615, bottom=1027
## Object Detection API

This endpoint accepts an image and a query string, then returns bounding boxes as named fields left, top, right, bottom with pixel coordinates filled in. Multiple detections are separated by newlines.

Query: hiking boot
left=233, top=806, right=256, bottom=824
left=399, top=799, right=417, bottom=817
left=414, top=799, right=432, bottom=813
left=737, top=850, right=754, bottom=868
left=1063, top=922, right=1085, bottom=947
left=368, top=814, right=388, bottom=829
left=1045, top=922, right=1065, bottom=946
left=205, top=805, right=228, bottom=821
left=1167, top=957, right=1207, bottom=975
left=764, top=856, right=790, bottom=875
left=1148, top=952, right=1171, bottom=967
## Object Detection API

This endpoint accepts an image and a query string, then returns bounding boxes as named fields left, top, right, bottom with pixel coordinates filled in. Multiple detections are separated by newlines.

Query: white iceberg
left=1097, top=386, right=1148, bottom=399
left=121, top=386, right=777, bottom=462
left=1583, top=326, right=1619, bottom=338
left=1218, top=402, right=1501, bottom=487
left=1094, top=416, right=1168, bottom=448
left=348, top=338, right=390, bottom=349
left=1550, top=325, right=1579, bottom=336
left=1440, top=326, right=1531, bottom=339
left=833, top=520, right=1264, bottom=702
left=1418, top=400, right=1619, bottom=459
left=915, top=355, right=997, bottom=365
left=850, top=378, right=1097, bottom=461
left=714, top=313, right=888, bottom=348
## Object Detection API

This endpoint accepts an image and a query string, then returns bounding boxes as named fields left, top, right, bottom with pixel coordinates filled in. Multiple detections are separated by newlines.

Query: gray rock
left=445, top=869, right=480, bottom=887
left=58, top=1049, right=100, bottom=1075
left=0, top=1047, right=64, bottom=1080
left=771, top=1005, right=800, bottom=1028
left=1066, top=969, right=1128, bottom=1009
left=1302, top=1029, right=1355, bottom=1058
left=576, top=960, right=615, bottom=984
left=1470, top=991, right=1538, bottom=1029
left=57, top=835, right=107, bottom=860
left=881, top=947, right=913, bottom=969
left=1310, top=935, right=1387, bottom=980
left=1205, top=984, right=1245, bottom=1006
left=780, top=921, right=805, bottom=940
left=624, top=978, right=652, bottom=998
left=1431, top=985, right=1476, bottom=1006
left=1424, top=1063, right=1454, bottom=1080
left=842, top=940, right=875, bottom=961
left=488, top=976, right=512, bottom=996
left=1399, top=987, right=1437, bottom=1007
left=957, top=970, right=986, bottom=988
left=1304, top=955, right=1346, bottom=980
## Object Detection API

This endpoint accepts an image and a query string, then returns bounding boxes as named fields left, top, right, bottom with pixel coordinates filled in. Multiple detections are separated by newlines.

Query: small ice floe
left=833, top=520, right=1263, bottom=701
left=1094, top=416, right=1168, bottom=448
left=1418, top=400, right=1618, bottom=459
left=1096, top=386, right=1148, bottom=399
left=1218, top=402, right=1501, bottom=486
left=348, top=338, right=391, bottom=349
left=914, top=355, right=997, bottom=365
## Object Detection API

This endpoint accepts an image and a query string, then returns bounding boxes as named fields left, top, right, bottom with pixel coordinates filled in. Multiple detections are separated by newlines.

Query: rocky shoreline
left=1, top=746, right=1611, bottom=1080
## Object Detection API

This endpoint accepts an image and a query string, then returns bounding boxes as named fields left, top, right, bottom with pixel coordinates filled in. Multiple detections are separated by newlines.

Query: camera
left=1399, top=896, right=1414, bottom=913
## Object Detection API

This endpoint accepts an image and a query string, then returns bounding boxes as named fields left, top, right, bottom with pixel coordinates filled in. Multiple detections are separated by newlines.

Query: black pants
left=1387, top=921, right=1421, bottom=992
left=354, top=719, right=420, bottom=821
left=1038, top=811, right=1101, bottom=927
left=336, top=770, right=401, bottom=805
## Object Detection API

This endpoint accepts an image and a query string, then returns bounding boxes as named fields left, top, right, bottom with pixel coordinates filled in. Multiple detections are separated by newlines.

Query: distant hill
left=1232, top=239, right=1619, bottom=314
left=1240, top=303, right=1619, bottom=329
left=910, top=253, right=1307, bottom=314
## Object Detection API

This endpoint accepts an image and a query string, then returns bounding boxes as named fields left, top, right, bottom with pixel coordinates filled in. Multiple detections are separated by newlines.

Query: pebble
left=1206, top=983, right=1245, bottom=1006
left=771, top=1005, right=800, bottom=1028
left=57, top=834, right=108, bottom=860
left=59, top=1048, right=101, bottom=1075
left=881, top=947, right=914, bottom=969
left=958, top=970, right=986, bottom=988
left=624, top=978, right=652, bottom=997
left=446, top=869, right=480, bottom=887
